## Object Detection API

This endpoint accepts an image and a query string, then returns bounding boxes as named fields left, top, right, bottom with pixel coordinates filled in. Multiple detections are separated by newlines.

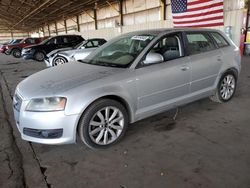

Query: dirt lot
left=0, top=53, right=250, bottom=188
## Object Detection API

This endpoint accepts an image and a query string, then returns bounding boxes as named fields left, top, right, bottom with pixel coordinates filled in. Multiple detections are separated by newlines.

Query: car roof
left=125, top=28, right=221, bottom=36
left=51, top=35, right=81, bottom=37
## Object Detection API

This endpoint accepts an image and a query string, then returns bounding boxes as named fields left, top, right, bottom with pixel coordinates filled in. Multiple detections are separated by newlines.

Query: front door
left=135, top=33, right=191, bottom=117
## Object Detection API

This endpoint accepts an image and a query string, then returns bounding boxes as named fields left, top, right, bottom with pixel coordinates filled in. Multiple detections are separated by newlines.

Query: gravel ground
left=0, top=53, right=250, bottom=188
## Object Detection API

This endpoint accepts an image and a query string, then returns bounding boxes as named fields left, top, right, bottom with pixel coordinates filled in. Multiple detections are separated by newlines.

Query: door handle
left=180, top=65, right=190, bottom=71
left=217, top=56, right=222, bottom=61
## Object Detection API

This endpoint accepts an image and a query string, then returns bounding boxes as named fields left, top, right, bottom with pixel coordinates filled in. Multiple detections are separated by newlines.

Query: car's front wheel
left=34, top=52, right=45, bottom=61
left=53, top=56, right=68, bottom=66
left=78, top=99, right=128, bottom=149
left=12, top=49, right=21, bottom=58
left=210, top=72, right=237, bottom=103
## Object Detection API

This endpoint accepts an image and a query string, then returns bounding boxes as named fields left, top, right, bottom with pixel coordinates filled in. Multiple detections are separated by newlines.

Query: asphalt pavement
left=0, top=53, right=250, bottom=188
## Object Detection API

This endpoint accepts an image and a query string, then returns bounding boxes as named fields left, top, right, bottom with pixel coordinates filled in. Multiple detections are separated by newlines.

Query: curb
left=0, top=75, right=48, bottom=188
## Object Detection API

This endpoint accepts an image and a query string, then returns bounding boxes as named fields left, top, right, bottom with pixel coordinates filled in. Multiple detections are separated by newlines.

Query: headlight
left=24, top=48, right=31, bottom=52
left=26, top=97, right=66, bottom=112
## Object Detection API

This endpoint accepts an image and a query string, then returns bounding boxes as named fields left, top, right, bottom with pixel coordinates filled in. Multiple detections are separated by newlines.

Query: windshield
left=74, top=40, right=87, bottom=49
left=12, top=39, right=22, bottom=44
left=40, top=37, right=52, bottom=45
left=79, top=34, right=155, bottom=68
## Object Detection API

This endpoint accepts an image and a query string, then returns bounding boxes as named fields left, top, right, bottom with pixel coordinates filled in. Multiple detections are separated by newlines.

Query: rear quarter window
left=210, top=32, right=230, bottom=48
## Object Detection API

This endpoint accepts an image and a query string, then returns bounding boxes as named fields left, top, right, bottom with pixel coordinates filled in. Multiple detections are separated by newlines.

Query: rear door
left=185, top=31, right=223, bottom=93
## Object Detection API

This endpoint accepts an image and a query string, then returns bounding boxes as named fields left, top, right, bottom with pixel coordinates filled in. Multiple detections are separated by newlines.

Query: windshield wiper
left=93, top=61, right=126, bottom=68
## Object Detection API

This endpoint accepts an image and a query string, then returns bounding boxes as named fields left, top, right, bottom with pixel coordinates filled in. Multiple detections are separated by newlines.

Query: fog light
left=23, top=128, right=63, bottom=139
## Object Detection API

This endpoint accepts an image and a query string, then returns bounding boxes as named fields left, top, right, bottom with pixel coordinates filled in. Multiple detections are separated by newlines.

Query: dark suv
left=22, top=35, right=84, bottom=61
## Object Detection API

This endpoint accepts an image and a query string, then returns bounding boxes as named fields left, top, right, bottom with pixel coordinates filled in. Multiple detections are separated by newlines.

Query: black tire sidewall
left=78, top=99, right=128, bottom=149
left=12, top=49, right=21, bottom=58
left=217, top=72, right=237, bottom=102
left=35, top=52, right=45, bottom=61
left=53, top=56, right=67, bottom=66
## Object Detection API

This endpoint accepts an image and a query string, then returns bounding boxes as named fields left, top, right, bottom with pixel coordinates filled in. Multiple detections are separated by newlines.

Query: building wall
left=0, top=32, right=29, bottom=43
left=36, top=0, right=246, bottom=47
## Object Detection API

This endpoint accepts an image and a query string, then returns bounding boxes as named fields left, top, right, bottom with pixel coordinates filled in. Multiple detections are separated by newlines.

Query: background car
left=22, top=35, right=84, bottom=62
left=45, top=38, right=107, bottom=67
left=0, top=39, right=22, bottom=54
left=6, top=37, right=44, bottom=58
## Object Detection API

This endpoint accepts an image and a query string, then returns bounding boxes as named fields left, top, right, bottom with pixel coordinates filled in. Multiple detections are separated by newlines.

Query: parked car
left=44, top=38, right=107, bottom=67
left=6, top=37, right=44, bottom=58
left=22, top=35, right=84, bottom=62
left=0, top=39, right=22, bottom=54
left=13, top=28, right=241, bottom=149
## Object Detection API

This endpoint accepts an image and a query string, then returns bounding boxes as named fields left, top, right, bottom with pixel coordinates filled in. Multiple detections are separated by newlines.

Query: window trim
left=209, top=32, right=230, bottom=49
left=184, top=31, right=217, bottom=56
left=136, top=31, right=187, bottom=69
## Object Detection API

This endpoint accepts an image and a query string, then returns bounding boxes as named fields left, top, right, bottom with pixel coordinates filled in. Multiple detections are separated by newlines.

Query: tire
left=12, top=49, right=21, bottom=58
left=52, top=56, right=68, bottom=66
left=34, top=51, right=45, bottom=61
left=78, top=99, right=128, bottom=149
left=210, top=72, right=237, bottom=103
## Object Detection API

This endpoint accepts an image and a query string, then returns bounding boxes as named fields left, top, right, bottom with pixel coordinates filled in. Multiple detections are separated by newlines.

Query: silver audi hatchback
left=13, top=28, right=241, bottom=149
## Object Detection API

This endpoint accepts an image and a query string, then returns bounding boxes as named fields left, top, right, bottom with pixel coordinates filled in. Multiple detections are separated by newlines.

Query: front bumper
left=13, top=96, right=80, bottom=145
left=21, top=50, right=35, bottom=60
left=0, top=48, right=6, bottom=53
left=5, top=49, right=11, bottom=54
left=22, top=54, right=34, bottom=60
left=44, top=57, right=53, bottom=67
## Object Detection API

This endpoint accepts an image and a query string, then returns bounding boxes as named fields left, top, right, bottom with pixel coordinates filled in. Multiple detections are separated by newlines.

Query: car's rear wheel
left=210, top=72, right=237, bottom=103
left=34, top=52, right=45, bottom=61
left=12, top=49, right=21, bottom=58
left=78, top=99, right=128, bottom=149
left=53, top=56, right=68, bottom=66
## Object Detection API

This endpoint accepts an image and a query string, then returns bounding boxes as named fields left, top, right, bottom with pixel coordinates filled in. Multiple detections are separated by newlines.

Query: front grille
left=13, top=93, right=22, bottom=112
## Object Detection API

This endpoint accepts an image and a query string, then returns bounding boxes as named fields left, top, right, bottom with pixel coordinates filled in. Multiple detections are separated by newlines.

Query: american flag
left=171, top=0, right=224, bottom=27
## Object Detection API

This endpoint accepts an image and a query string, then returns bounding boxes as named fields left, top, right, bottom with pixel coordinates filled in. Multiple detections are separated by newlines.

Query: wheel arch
left=75, top=94, right=133, bottom=143
left=220, top=67, right=239, bottom=81
left=11, top=47, right=21, bottom=53
left=78, top=95, right=133, bottom=123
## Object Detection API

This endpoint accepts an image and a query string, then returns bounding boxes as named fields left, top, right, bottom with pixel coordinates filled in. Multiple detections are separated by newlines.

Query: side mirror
left=81, top=46, right=85, bottom=49
left=143, top=52, right=163, bottom=65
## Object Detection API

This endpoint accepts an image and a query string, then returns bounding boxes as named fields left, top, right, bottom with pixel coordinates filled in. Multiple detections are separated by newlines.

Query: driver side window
left=152, top=34, right=183, bottom=61
left=142, top=33, right=184, bottom=67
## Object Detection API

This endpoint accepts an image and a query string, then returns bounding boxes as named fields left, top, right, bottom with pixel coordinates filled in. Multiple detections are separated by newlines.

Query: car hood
left=7, top=43, right=21, bottom=48
left=17, top=62, right=123, bottom=100
left=59, top=48, right=96, bottom=57
left=47, top=47, right=73, bottom=57
left=23, top=44, right=41, bottom=49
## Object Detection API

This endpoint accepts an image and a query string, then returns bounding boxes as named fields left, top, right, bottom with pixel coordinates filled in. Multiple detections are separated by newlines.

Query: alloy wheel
left=53, top=57, right=67, bottom=66
left=88, top=106, right=124, bottom=145
left=220, top=74, right=235, bottom=100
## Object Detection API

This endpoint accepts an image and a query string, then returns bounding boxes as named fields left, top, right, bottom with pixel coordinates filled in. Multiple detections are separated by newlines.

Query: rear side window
left=210, top=32, right=229, bottom=48
left=186, top=32, right=215, bottom=55
left=92, top=40, right=101, bottom=47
